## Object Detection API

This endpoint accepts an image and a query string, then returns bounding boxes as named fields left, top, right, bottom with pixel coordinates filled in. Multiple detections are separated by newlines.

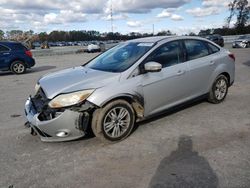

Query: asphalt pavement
left=0, top=47, right=250, bottom=188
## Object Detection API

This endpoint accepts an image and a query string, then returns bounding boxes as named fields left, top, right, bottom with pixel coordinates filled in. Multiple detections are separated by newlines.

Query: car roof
left=130, top=36, right=173, bottom=43
left=0, top=41, right=23, bottom=47
left=129, top=35, right=211, bottom=43
left=0, top=41, right=21, bottom=45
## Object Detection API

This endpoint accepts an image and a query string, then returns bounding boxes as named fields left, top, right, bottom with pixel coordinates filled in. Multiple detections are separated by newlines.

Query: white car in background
left=232, top=35, right=250, bottom=48
left=87, top=44, right=101, bottom=53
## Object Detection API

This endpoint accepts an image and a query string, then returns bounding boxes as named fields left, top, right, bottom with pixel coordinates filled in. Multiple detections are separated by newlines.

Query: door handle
left=3, top=53, right=10, bottom=55
left=209, top=61, right=215, bottom=65
left=177, top=70, right=185, bottom=76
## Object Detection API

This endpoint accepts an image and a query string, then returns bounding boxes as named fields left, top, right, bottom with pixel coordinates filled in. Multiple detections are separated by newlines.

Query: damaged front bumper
left=24, top=97, right=89, bottom=142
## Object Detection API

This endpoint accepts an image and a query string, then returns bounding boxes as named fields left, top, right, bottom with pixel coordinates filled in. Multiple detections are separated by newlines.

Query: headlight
left=48, top=89, right=94, bottom=108
left=35, top=83, right=40, bottom=93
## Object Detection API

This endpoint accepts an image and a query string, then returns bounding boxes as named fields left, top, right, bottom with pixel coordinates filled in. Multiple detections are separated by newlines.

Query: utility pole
left=153, top=24, right=155, bottom=36
left=110, top=0, right=114, bottom=33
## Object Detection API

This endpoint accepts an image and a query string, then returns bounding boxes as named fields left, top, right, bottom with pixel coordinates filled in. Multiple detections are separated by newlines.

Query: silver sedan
left=24, top=36, right=235, bottom=142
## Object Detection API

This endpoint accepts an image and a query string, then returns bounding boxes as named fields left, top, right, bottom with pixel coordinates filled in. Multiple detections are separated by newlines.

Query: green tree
left=227, top=0, right=237, bottom=27
left=156, top=30, right=172, bottom=36
left=198, top=29, right=213, bottom=36
left=38, top=32, right=48, bottom=42
left=235, top=0, right=250, bottom=32
left=0, top=30, right=4, bottom=40
left=227, top=0, right=250, bottom=33
left=188, top=32, right=196, bottom=36
left=6, top=30, right=23, bottom=40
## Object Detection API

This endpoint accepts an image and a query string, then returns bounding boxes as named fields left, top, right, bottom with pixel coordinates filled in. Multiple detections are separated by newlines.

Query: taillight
left=25, top=50, right=33, bottom=58
left=228, top=53, right=235, bottom=61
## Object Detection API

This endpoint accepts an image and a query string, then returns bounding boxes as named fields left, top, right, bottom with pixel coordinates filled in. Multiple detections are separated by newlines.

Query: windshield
left=86, top=42, right=154, bottom=72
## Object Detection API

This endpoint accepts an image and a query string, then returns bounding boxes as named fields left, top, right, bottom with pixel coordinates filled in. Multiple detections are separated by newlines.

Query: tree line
left=0, top=29, right=173, bottom=42
left=199, top=0, right=250, bottom=36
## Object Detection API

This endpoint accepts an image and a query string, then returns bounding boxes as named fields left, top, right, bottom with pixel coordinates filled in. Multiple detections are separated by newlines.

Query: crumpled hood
left=39, top=66, right=121, bottom=99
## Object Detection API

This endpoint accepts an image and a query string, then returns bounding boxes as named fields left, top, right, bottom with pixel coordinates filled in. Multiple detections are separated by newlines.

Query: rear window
left=11, top=43, right=28, bottom=51
left=184, top=40, right=209, bottom=61
left=0, top=45, right=10, bottom=52
left=207, top=42, right=220, bottom=54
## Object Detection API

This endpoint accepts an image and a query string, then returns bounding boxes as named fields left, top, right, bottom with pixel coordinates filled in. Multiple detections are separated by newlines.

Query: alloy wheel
left=13, top=62, right=25, bottom=74
left=103, top=107, right=131, bottom=138
left=214, top=78, right=227, bottom=100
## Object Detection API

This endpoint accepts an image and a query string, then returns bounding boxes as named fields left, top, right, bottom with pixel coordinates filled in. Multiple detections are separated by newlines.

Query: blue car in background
left=0, top=41, right=35, bottom=74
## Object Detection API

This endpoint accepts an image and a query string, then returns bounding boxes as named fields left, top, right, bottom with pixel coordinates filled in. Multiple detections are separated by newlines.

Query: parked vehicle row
left=24, top=36, right=235, bottom=142
left=31, top=40, right=120, bottom=49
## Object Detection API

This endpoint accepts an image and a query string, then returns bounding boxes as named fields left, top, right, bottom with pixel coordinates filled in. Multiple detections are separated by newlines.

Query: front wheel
left=91, top=100, right=135, bottom=142
left=208, top=75, right=229, bottom=104
left=10, top=61, right=26, bottom=74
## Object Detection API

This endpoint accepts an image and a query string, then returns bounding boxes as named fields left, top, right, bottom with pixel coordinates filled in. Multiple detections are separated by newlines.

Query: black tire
left=10, top=61, right=26, bottom=74
left=208, top=75, right=229, bottom=104
left=91, top=100, right=135, bottom=142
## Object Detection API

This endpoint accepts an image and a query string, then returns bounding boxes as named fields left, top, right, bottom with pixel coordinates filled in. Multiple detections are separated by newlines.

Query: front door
left=141, top=40, right=190, bottom=116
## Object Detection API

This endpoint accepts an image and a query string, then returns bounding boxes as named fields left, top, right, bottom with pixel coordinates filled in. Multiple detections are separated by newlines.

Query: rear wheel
left=208, top=75, right=228, bottom=104
left=10, top=61, right=26, bottom=74
left=91, top=100, right=135, bottom=142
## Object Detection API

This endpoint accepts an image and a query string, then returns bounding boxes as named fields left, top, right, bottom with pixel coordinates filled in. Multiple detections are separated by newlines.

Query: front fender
left=87, top=78, right=144, bottom=118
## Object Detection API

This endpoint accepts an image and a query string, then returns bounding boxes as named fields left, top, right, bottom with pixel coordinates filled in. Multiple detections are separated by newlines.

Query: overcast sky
left=0, top=0, right=241, bottom=34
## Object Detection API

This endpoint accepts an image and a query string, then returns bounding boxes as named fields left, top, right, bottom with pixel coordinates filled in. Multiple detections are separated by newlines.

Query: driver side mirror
left=144, top=62, right=162, bottom=73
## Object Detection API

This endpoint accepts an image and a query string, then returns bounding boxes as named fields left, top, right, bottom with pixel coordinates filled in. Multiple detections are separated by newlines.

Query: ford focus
left=24, top=36, right=235, bottom=142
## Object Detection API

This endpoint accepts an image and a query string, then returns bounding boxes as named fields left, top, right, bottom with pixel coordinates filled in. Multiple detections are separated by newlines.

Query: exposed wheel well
left=220, top=72, right=230, bottom=85
left=101, top=96, right=144, bottom=119
left=101, top=96, right=138, bottom=107
left=105, top=96, right=133, bottom=105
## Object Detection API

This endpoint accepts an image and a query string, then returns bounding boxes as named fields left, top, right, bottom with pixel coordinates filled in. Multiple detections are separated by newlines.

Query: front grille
left=32, top=88, right=64, bottom=121
left=33, top=88, right=49, bottom=113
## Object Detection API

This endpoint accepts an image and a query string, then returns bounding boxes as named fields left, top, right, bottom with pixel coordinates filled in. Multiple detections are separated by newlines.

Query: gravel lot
left=0, top=47, right=250, bottom=188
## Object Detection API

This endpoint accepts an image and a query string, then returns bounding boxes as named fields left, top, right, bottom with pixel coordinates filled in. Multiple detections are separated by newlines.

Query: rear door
left=0, top=44, right=11, bottom=70
left=183, top=39, right=217, bottom=97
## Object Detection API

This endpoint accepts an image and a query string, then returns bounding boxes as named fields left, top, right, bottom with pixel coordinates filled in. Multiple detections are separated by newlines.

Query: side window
left=213, top=36, right=219, bottom=42
left=0, top=45, right=9, bottom=52
left=184, top=40, right=209, bottom=61
left=207, top=42, right=220, bottom=54
left=145, top=41, right=183, bottom=68
left=12, top=44, right=27, bottom=51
